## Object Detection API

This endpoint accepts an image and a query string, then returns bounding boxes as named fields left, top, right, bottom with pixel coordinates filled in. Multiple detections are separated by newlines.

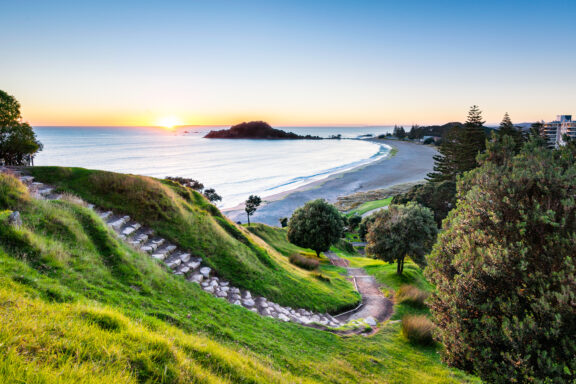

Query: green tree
left=494, top=112, right=523, bottom=152
left=0, top=90, right=43, bottom=166
left=392, top=180, right=456, bottom=227
left=426, top=138, right=576, bottom=382
left=287, top=199, right=344, bottom=257
left=203, top=188, right=221, bottom=203
left=394, top=125, right=406, bottom=139
left=244, top=195, right=261, bottom=226
left=365, top=202, right=437, bottom=274
left=347, top=214, right=362, bottom=231
left=427, top=105, right=487, bottom=182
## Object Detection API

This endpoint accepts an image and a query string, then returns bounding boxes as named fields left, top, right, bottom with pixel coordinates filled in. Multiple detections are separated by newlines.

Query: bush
left=426, top=138, right=576, bottom=382
left=336, top=238, right=355, bottom=254
left=396, top=284, right=429, bottom=307
left=289, top=253, right=319, bottom=270
left=401, top=315, right=435, bottom=345
left=0, top=173, right=30, bottom=210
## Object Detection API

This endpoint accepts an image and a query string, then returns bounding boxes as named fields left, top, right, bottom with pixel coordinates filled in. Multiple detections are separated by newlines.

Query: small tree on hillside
left=0, top=90, right=43, bottom=165
left=426, top=137, right=576, bottom=382
left=392, top=180, right=456, bottom=227
left=203, top=188, right=222, bottom=203
left=165, top=176, right=204, bottom=191
left=287, top=199, right=344, bottom=257
left=244, top=195, right=261, bottom=226
left=365, top=202, right=437, bottom=274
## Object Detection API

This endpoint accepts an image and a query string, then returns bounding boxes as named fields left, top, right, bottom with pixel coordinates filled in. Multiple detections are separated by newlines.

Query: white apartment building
left=543, top=115, right=576, bottom=147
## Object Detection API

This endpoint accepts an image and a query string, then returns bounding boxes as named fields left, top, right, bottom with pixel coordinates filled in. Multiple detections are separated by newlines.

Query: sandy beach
left=224, top=140, right=437, bottom=226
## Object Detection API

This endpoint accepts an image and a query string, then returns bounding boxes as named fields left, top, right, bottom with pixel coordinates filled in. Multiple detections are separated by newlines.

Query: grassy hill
left=28, top=166, right=358, bottom=314
left=0, top=171, right=478, bottom=383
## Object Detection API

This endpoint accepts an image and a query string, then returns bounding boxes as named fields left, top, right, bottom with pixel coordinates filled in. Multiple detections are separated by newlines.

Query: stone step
left=108, top=216, right=130, bottom=230
left=99, top=211, right=113, bottom=220
left=38, top=187, right=54, bottom=196
left=140, top=238, right=165, bottom=253
left=120, top=222, right=142, bottom=237
left=20, top=176, right=35, bottom=183
left=129, top=232, right=149, bottom=248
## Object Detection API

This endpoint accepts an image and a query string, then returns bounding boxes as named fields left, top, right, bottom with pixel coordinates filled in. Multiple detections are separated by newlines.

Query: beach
left=223, top=140, right=437, bottom=226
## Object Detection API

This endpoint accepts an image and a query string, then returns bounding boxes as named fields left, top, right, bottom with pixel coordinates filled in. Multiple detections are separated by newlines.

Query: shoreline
left=223, top=139, right=437, bottom=226
left=221, top=139, right=393, bottom=212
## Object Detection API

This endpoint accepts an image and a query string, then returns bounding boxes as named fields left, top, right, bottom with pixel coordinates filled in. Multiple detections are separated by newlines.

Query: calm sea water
left=33, top=126, right=394, bottom=208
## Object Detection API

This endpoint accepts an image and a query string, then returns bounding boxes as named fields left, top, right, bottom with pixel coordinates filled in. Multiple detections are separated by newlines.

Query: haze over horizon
left=2, top=0, right=575, bottom=127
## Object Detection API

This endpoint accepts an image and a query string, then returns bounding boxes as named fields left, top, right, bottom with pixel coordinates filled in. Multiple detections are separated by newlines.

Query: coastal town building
left=543, top=115, right=576, bottom=147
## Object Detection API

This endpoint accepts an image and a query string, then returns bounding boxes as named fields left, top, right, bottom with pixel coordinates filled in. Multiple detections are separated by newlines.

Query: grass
left=0, top=173, right=479, bottom=383
left=396, top=285, right=429, bottom=307
left=289, top=253, right=320, bottom=270
left=28, top=166, right=357, bottom=314
left=402, top=315, right=436, bottom=346
left=347, top=197, right=393, bottom=216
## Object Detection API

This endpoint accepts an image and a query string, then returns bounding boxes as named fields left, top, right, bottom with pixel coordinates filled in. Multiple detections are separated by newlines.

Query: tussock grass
left=396, top=284, right=429, bottom=307
left=402, top=315, right=436, bottom=346
left=289, top=253, right=319, bottom=270
left=0, top=173, right=30, bottom=210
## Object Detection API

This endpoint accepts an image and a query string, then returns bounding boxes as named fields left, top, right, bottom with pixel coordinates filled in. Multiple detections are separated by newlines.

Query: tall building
left=543, top=115, right=576, bottom=147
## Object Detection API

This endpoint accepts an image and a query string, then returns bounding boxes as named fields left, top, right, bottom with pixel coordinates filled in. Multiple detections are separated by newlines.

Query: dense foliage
left=391, top=180, right=456, bottom=226
left=426, top=138, right=576, bottom=382
left=427, top=105, right=487, bottom=182
left=365, top=202, right=437, bottom=274
left=0, top=90, right=43, bottom=166
left=493, top=112, right=524, bottom=152
left=287, top=199, right=344, bottom=257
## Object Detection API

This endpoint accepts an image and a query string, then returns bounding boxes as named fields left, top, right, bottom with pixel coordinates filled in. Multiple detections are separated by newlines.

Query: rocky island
left=204, top=121, right=321, bottom=139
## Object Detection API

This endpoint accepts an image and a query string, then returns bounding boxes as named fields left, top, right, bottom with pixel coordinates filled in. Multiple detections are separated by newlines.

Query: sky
left=1, top=0, right=575, bottom=126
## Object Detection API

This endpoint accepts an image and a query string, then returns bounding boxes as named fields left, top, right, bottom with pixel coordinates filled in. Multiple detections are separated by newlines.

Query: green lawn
left=348, top=197, right=393, bottom=216
left=0, top=173, right=479, bottom=383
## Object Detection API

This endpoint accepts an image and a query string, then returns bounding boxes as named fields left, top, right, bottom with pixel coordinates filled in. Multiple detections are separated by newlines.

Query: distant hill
left=204, top=121, right=321, bottom=140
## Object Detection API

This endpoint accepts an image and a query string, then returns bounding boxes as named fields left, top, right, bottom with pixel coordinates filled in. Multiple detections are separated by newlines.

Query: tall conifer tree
left=428, top=105, right=487, bottom=181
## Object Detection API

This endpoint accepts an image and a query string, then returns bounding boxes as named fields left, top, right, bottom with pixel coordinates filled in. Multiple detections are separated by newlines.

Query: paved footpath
left=326, top=252, right=394, bottom=323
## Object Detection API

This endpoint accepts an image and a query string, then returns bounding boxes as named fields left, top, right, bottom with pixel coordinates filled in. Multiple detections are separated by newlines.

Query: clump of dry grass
left=289, top=253, right=319, bottom=270
left=396, top=284, right=429, bottom=307
left=0, top=174, right=30, bottom=210
left=402, top=315, right=435, bottom=345
left=59, top=192, right=88, bottom=207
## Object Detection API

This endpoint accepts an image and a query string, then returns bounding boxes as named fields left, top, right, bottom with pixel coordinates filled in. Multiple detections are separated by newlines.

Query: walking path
left=326, top=251, right=393, bottom=325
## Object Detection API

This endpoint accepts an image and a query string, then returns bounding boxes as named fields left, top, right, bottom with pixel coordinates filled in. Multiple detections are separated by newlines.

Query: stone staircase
left=3, top=169, right=343, bottom=329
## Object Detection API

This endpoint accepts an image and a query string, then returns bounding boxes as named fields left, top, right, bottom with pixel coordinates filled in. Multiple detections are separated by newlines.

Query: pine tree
left=427, top=105, right=487, bottom=181
left=495, top=112, right=523, bottom=152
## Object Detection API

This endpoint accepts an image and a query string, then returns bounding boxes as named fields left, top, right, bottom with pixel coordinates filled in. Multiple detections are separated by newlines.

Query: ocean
left=33, top=126, right=394, bottom=208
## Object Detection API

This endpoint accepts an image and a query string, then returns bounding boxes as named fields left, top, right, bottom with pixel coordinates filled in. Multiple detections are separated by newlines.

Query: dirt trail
left=326, top=252, right=393, bottom=323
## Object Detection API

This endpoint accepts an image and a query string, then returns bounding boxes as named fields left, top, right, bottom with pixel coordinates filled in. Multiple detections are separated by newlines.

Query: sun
left=156, top=116, right=182, bottom=130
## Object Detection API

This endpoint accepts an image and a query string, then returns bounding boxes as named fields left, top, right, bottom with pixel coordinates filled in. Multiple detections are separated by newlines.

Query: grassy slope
left=28, top=166, right=356, bottom=314
left=348, top=197, right=393, bottom=216
left=0, top=176, right=479, bottom=383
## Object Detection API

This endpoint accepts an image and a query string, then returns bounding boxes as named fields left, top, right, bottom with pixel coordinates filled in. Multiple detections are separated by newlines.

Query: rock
left=233, top=300, right=242, bottom=306
left=179, top=253, right=191, bottom=263
left=261, top=308, right=272, bottom=316
left=199, top=267, right=211, bottom=277
left=278, top=314, right=290, bottom=322
left=243, top=291, right=252, bottom=299
left=242, top=299, right=255, bottom=307
left=188, top=261, right=201, bottom=270
left=220, top=281, right=229, bottom=287
left=220, top=286, right=229, bottom=292
left=166, top=258, right=182, bottom=269
left=216, top=291, right=228, bottom=298
left=189, top=274, right=204, bottom=283
left=364, top=316, right=377, bottom=327
left=203, top=286, right=215, bottom=294
left=8, top=211, right=22, bottom=227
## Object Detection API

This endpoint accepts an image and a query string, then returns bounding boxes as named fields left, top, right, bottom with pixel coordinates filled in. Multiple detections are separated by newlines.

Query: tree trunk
left=315, top=250, right=320, bottom=257
left=247, top=213, right=251, bottom=227
left=397, top=257, right=405, bottom=275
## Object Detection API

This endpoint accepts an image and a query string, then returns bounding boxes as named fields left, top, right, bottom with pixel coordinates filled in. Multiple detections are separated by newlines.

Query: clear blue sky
left=1, top=0, right=575, bottom=126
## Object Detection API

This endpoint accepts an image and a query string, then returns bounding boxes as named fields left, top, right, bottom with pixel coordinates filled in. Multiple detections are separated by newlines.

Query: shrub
left=313, top=273, right=331, bottom=283
left=427, top=138, right=576, bottom=382
left=289, top=253, right=319, bottom=270
left=401, top=315, right=435, bottom=345
left=396, top=284, right=429, bottom=307
left=336, top=238, right=355, bottom=254
left=0, top=173, right=30, bottom=210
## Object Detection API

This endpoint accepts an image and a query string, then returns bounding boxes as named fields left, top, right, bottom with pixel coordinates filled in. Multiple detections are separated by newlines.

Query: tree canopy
left=365, top=202, right=437, bottom=274
left=0, top=90, right=43, bottom=166
left=391, top=180, right=456, bottom=227
left=287, top=199, right=344, bottom=257
left=493, top=112, right=524, bottom=152
left=426, top=137, right=576, bottom=382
